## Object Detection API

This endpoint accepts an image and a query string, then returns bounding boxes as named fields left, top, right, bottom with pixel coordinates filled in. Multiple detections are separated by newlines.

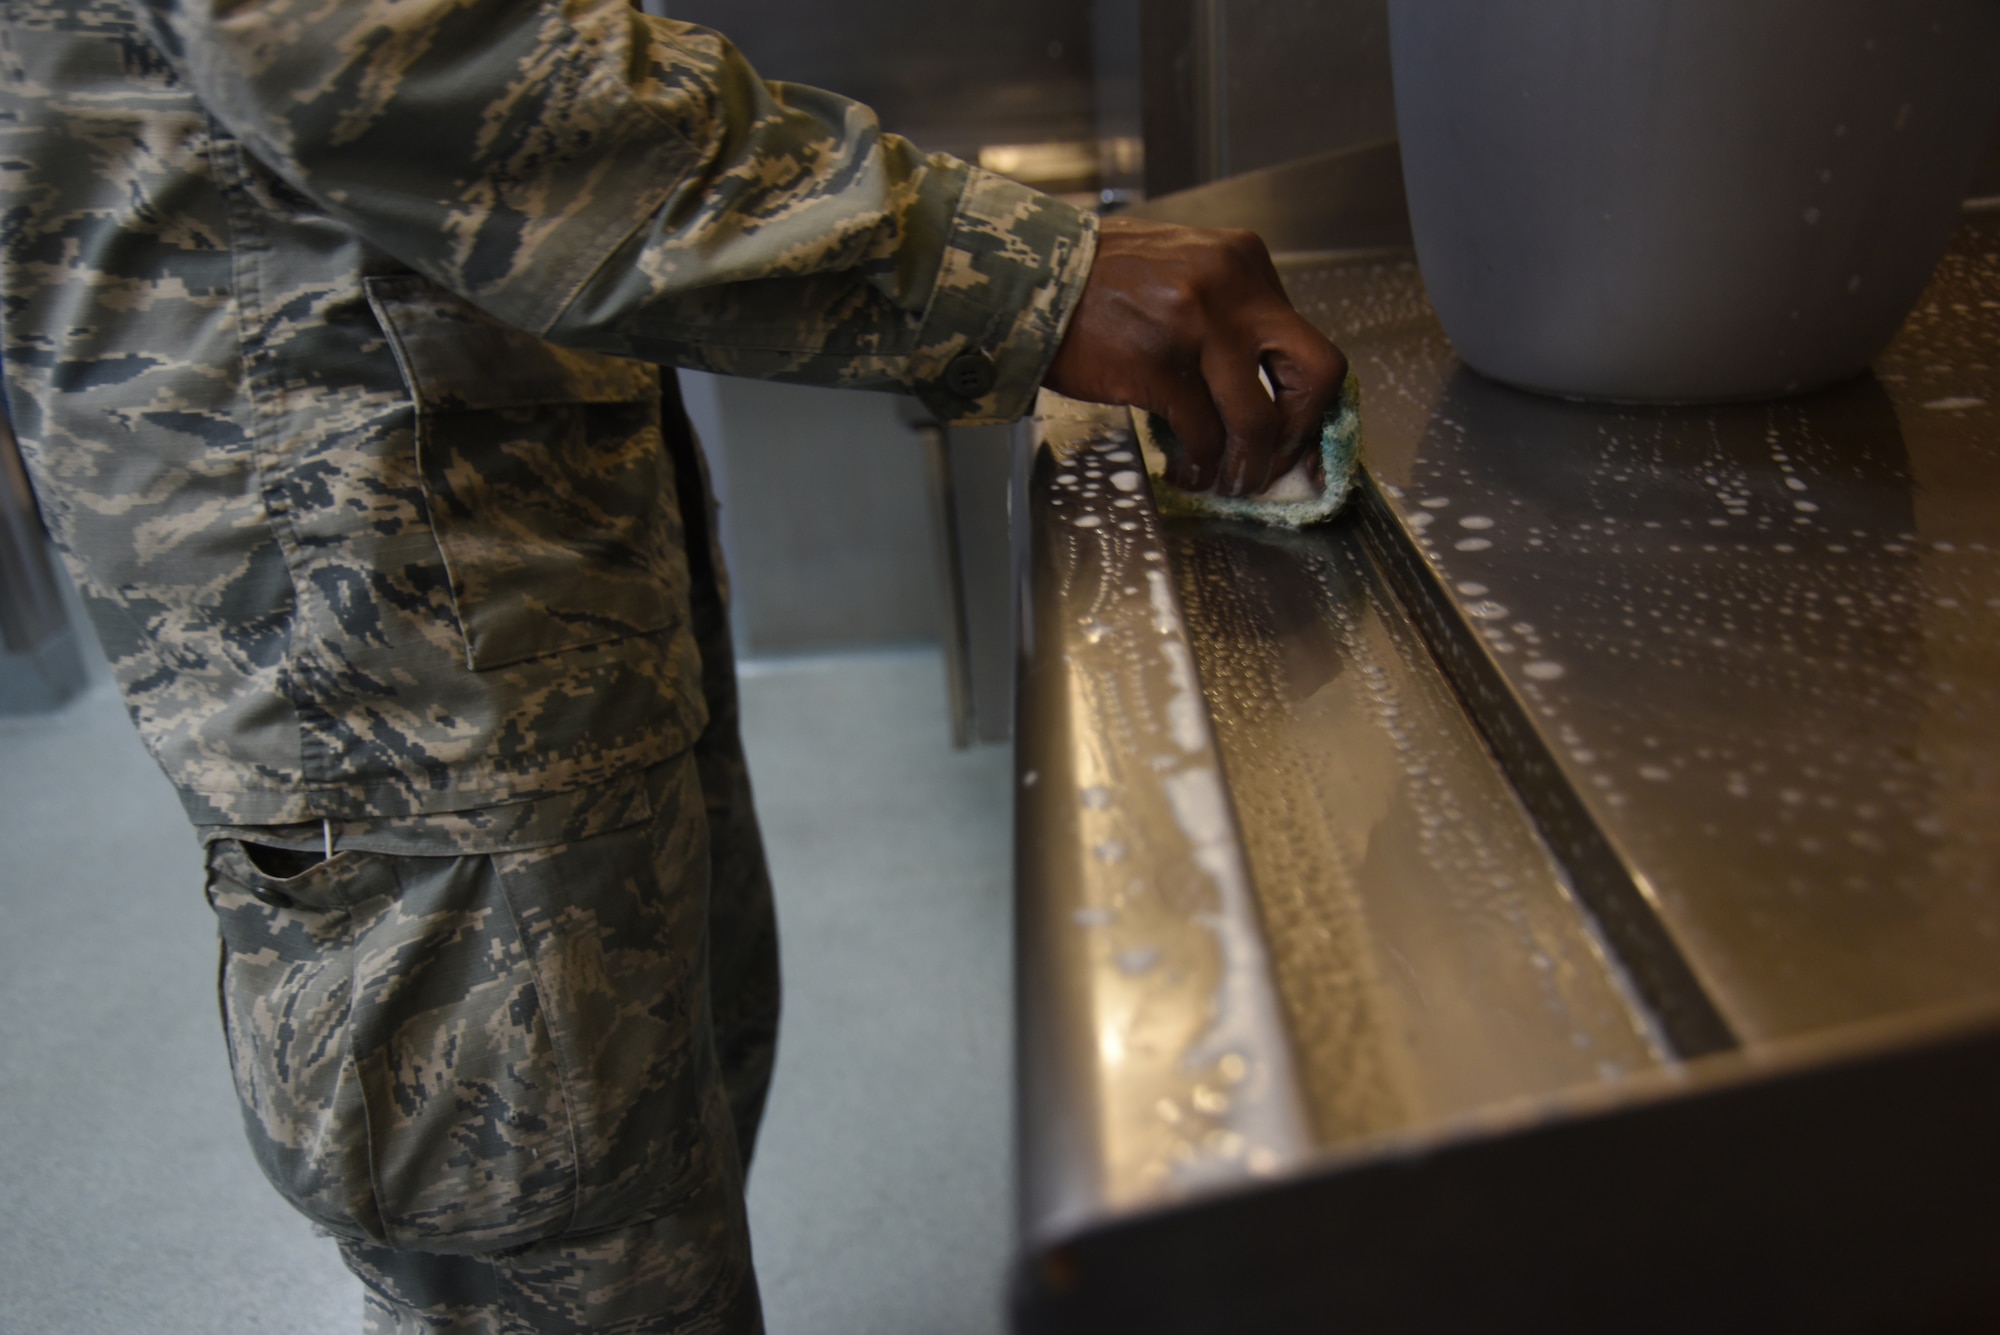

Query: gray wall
left=1092, top=0, right=1145, bottom=196
left=680, top=372, right=942, bottom=656
left=1141, top=0, right=1397, bottom=196
left=655, top=1, right=1097, bottom=161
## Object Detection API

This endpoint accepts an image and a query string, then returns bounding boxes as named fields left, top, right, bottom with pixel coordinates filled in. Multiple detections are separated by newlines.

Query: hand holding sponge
left=1134, top=372, right=1363, bottom=529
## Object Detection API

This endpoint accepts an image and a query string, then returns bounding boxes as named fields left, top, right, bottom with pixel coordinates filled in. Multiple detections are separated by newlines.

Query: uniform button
left=943, top=351, right=996, bottom=399
left=250, top=883, right=295, bottom=909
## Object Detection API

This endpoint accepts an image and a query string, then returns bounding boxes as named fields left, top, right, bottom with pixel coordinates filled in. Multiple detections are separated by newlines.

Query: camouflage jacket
left=0, top=0, right=1096, bottom=824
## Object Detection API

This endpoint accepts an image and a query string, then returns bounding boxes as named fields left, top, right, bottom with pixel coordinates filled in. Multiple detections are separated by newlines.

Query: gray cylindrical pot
left=1388, top=1, right=2000, bottom=403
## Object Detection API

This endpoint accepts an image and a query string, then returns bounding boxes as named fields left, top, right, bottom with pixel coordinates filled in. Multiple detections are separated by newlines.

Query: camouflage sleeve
left=128, top=0, right=1098, bottom=424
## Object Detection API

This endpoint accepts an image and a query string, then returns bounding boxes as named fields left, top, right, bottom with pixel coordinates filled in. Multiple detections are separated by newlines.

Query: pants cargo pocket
left=206, top=839, right=579, bottom=1254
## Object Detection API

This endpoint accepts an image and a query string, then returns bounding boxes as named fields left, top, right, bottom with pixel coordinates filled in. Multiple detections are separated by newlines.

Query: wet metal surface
left=1283, top=206, right=2000, bottom=1045
left=1014, top=394, right=1312, bottom=1245
left=1013, top=148, right=2000, bottom=1330
left=1164, top=517, right=1665, bottom=1146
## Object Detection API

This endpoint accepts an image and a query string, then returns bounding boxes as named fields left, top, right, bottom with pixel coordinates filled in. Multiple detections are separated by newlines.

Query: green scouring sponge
left=1134, top=372, right=1362, bottom=528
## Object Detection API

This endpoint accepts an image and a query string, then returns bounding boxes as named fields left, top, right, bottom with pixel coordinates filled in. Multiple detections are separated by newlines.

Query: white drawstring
left=323, top=817, right=334, bottom=861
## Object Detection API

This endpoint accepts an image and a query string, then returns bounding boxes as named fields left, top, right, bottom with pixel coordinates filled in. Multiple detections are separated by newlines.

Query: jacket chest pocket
left=365, top=276, right=677, bottom=670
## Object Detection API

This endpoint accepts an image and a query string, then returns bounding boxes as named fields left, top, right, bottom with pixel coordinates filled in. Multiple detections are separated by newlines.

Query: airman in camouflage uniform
left=0, top=0, right=1093, bottom=828
left=0, top=0, right=1346, bottom=1326
left=0, top=0, right=1095, bottom=1328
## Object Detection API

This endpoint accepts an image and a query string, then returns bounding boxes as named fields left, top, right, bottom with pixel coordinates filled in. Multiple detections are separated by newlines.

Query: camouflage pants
left=201, top=705, right=780, bottom=1332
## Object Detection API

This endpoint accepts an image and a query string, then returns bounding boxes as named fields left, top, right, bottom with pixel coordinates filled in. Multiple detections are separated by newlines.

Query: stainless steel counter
left=1289, top=221, right=2000, bottom=1049
left=1012, top=146, right=2000, bottom=1330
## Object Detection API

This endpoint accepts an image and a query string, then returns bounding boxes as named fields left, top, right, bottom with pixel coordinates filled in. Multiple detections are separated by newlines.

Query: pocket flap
left=362, top=273, right=679, bottom=671
left=365, top=275, right=656, bottom=412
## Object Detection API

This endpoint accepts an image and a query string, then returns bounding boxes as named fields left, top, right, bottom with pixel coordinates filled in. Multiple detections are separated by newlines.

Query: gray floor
left=0, top=649, right=1013, bottom=1335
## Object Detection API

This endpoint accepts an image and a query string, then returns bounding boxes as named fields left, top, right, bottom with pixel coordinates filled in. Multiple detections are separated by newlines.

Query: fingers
left=1041, top=216, right=1351, bottom=497
left=1199, top=233, right=1344, bottom=495
left=1159, top=384, right=1226, bottom=492
left=1203, top=341, right=1285, bottom=495
left=1153, top=303, right=1344, bottom=498
left=1258, top=316, right=1349, bottom=479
